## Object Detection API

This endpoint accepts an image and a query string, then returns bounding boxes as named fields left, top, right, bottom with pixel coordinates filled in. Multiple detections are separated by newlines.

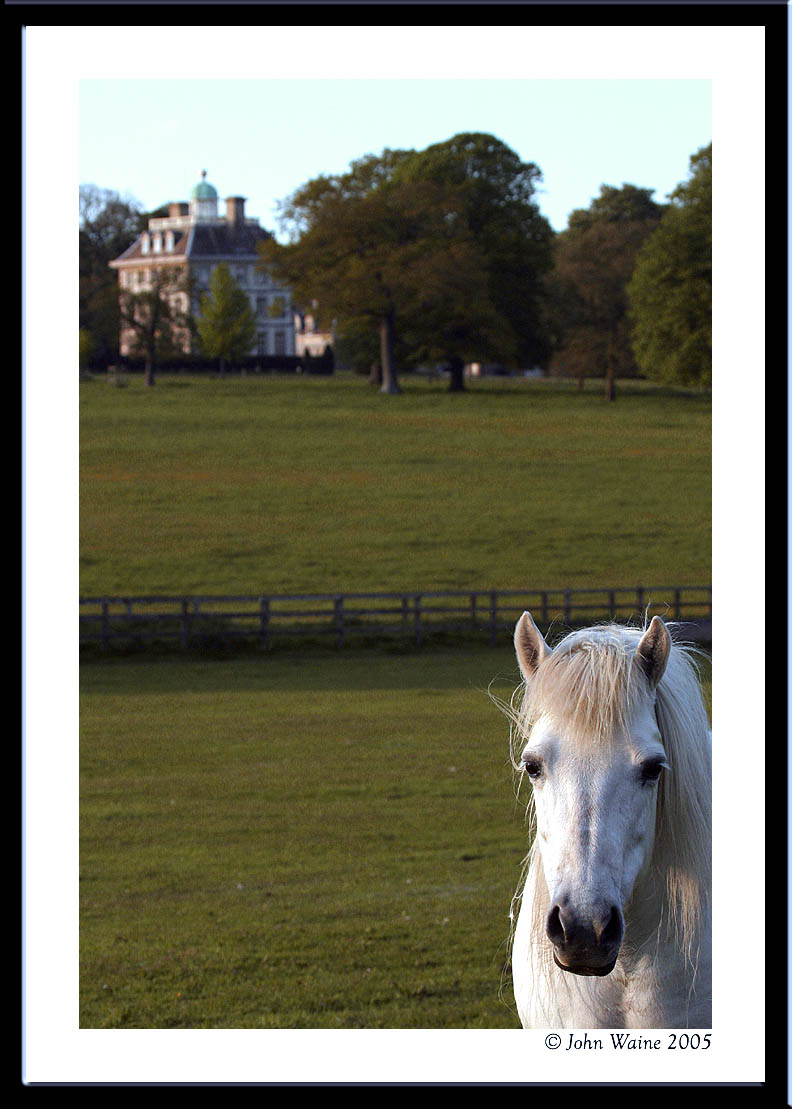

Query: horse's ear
left=635, top=616, right=671, bottom=688
left=515, top=611, right=551, bottom=680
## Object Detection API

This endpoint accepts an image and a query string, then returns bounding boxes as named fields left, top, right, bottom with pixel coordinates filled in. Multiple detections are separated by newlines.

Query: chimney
left=225, top=196, right=246, bottom=224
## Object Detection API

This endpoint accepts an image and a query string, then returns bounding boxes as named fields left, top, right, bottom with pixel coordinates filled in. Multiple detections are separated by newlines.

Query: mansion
left=109, top=171, right=297, bottom=359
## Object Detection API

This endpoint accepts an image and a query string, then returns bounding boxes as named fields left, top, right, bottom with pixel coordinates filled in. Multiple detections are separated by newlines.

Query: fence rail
left=79, top=585, right=712, bottom=652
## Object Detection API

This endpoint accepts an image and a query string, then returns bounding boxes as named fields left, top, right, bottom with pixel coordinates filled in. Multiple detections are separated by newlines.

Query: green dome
left=190, top=171, right=218, bottom=200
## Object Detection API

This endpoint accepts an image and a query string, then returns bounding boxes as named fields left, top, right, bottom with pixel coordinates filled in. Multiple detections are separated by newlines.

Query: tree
left=259, top=134, right=554, bottom=394
left=390, top=133, right=554, bottom=389
left=259, top=148, right=415, bottom=393
left=80, top=185, right=173, bottom=369
left=195, top=263, right=256, bottom=375
left=118, top=267, right=192, bottom=386
left=79, top=327, right=94, bottom=375
left=567, top=184, right=666, bottom=235
left=546, top=184, right=665, bottom=400
left=79, top=185, right=146, bottom=367
left=627, top=145, right=712, bottom=388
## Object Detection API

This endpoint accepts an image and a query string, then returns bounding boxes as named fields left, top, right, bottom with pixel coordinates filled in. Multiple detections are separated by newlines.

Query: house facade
left=293, top=307, right=336, bottom=359
left=108, top=171, right=295, bottom=359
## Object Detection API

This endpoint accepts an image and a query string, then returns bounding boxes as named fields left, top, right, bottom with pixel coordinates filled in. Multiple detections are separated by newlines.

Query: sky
left=79, top=77, right=711, bottom=236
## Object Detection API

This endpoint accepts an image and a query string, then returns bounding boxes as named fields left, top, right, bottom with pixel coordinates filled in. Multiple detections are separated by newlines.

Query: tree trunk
left=379, top=313, right=401, bottom=394
left=447, top=356, right=466, bottom=392
left=144, top=353, right=155, bottom=387
left=605, top=332, right=616, bottom=402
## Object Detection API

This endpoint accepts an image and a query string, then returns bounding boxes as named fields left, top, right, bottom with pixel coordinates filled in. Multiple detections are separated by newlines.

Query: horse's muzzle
left=552, top=951, right=618, bottom=977
left=546, top=900, right=624, bottom=976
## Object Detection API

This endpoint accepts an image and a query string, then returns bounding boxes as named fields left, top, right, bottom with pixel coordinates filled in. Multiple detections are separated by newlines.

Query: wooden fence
left=79, top=585, right=712, bottom=652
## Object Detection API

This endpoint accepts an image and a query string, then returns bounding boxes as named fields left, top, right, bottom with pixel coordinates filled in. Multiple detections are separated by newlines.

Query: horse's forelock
left=518, top=625, right=651, bottom=750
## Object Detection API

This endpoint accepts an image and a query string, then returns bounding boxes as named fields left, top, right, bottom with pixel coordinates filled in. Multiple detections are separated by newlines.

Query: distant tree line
left=79, top=138, right=711, bottom=396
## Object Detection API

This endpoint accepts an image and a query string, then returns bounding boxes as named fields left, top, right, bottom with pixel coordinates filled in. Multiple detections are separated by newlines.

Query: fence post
left=608, top=590, right=616, bottom=619
left=334, top=595, right=345, bottom=648
left=470, top=592, right=477, bottom=632
left=636, top=585, right=644, bottom=617
left=101, top=599, right=110, bottom=650
left=674, top=588, right=681, bottom=621
left=259, top=596, right=270, bottom=648
left=563, top=589, right=571, bottom=625
left=541, top=591, right=549, bottom=625
left=489, top=590, right=498, bottom=646
left=180, top=599, right=191, bottom=649
left=414, top=595, right=422, bottom=647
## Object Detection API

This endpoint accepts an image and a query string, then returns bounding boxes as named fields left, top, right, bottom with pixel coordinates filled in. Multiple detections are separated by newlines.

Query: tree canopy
left=545, top=183, right=665, bottom=398
left=627, top=144, right=712, bottom=388
left=79, top=185, right=146, bottom=367
left=79, top=185, right=171, bottom=369
left=259, top=133, right=554, bottom=392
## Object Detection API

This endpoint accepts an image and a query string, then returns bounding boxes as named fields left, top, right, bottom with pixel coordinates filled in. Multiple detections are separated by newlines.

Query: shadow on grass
left=79, top=637, right=526, bottom=696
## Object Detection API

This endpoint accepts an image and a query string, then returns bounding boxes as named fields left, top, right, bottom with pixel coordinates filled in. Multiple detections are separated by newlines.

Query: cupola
left=189, top=170, right=219, bottom=221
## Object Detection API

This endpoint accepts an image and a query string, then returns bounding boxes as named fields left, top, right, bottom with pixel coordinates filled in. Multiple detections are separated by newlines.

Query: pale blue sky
left=79, top=78, right=711, bottom=235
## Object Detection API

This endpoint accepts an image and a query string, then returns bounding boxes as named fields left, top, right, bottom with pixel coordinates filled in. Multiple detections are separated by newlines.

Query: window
left=257, top=297, right=268, bottom=319
left=153, top=234, right=162, bottom=253
left=274, top=331, right=286, bottom=355
left=257, top=332, right=268, bottom=356
left=165, top=231, right=175, bottom=252
left=141, top=233, right=150, bottom=255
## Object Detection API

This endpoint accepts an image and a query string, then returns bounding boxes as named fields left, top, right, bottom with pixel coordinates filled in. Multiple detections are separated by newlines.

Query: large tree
left=195, top=263, right=256, bottom=375
left=79, top=185, right=170, bottom=368
left=258, top=134, right=554, bottom=393
left=259, top=148, right=415, bottom=393
left=390, top=133, right=554, bottom=389
left=546, top=184, right=665, bottom=399
left=627, top=145, right=712, bottom=388
left=79, top=185, right=145, bottom=368
left=118, top=267, right=192, bottom=386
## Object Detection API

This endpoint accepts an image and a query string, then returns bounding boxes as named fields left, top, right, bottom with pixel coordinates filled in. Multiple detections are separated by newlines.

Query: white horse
left=506, top=612, right=711, bottom=1029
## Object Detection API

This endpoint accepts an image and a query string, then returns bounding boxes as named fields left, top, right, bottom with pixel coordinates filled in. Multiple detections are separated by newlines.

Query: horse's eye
left=523, top=756, right=543, bottom=780
left=640, top=759, right=666, bottom=784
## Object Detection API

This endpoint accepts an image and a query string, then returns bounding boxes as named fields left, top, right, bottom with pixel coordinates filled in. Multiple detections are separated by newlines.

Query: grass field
left=80, top=646, right=531, bottom=1028
left=80, top=373, right=711, bottom=597
left=79, top=370, right=711, bottom=1030
left=79, top=645, right=712, bottom=1029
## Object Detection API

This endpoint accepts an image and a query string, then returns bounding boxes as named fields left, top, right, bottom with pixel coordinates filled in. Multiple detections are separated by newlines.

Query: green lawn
left=79, top=370, right=711, bottom=1029
left=79, top=644, right=712, bottom=1029
left=80, top=646, right=531, bottom=1028
left=80, top=373, right=711, bottom=597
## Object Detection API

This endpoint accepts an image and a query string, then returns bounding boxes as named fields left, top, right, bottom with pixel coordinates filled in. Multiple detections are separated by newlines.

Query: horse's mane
left=500, top=621, right=712, bottom=964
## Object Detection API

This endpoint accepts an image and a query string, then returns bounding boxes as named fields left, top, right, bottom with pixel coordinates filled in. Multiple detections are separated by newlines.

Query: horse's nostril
left=546, top=903, right=566, bottom=946
left=601, top=905, right=623, bottom=947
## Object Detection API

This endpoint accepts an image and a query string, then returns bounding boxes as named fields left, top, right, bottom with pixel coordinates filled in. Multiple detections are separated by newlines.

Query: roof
left=108, top=229, right=190, bottom=266
left=190, top=171, right=218, bottom=200
left=188, top=222, right=271, bottom=258
left=109, top=221, right=272, bottom=267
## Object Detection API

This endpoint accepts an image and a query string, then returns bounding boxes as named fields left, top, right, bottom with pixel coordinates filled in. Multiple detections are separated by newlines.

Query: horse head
left=514, top=612, right=671, bottom=977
